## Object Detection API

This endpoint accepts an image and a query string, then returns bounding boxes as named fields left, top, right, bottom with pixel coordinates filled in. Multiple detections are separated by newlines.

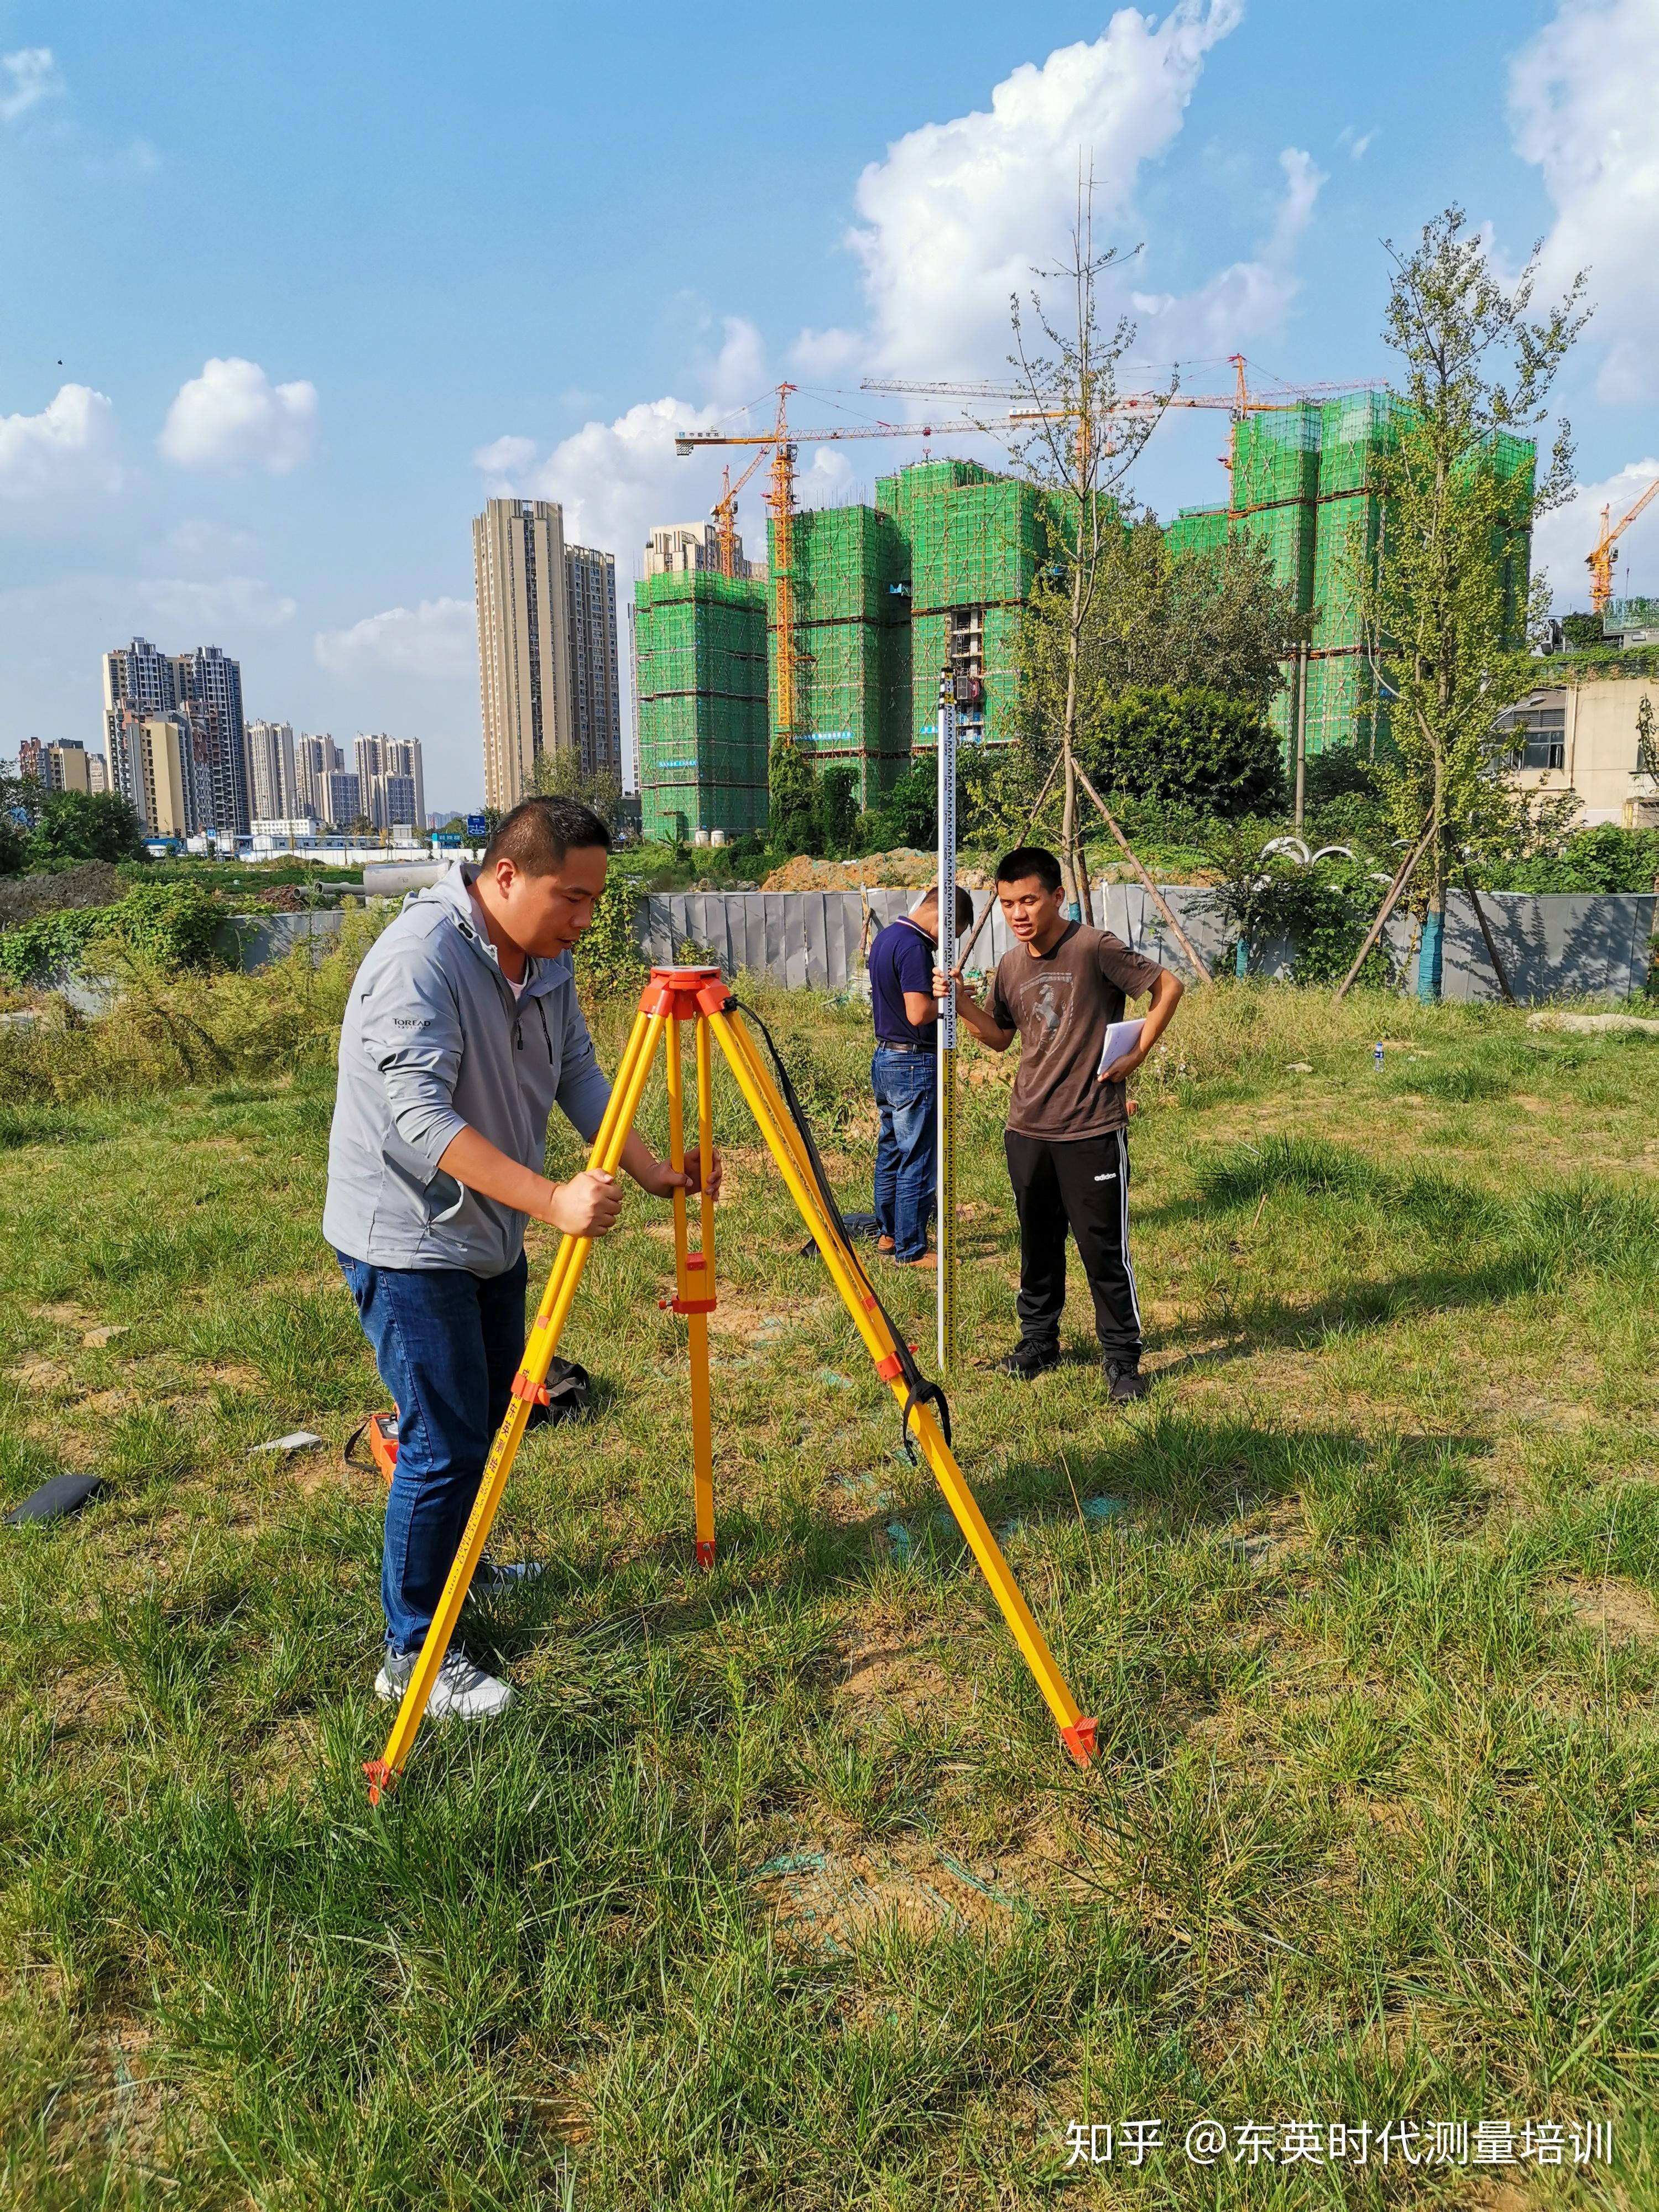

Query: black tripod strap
left=729, top=997, right=952, bottom=1457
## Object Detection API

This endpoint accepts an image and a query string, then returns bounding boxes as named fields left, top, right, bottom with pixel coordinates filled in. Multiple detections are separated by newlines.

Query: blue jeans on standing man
left=337, top=1249, right=528, bottom=1657
left=871, top=1046, right=937, bottom=1262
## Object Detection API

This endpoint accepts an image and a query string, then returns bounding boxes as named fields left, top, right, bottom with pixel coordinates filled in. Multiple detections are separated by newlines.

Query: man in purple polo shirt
left=867, top=884, right=976, bottom=1268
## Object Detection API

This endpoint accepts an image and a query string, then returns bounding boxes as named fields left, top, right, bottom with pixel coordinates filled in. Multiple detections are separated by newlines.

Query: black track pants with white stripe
left=1004, top=1128, right=1142, bottom=1361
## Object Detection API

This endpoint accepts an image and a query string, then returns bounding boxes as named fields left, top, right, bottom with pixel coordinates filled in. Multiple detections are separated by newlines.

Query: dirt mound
left=0, top=862, right=124, bottom=930
left=761, top=848, right=993, bottom=893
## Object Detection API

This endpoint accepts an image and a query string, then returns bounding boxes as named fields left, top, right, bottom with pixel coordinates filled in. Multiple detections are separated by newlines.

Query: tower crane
left=711, top=450, right=770, bottom=578
left=1587, top=474, right=1659, bottom=615
left=676, top=382, right=975, bottom=739
left=862, top=354, right=1374, bottom=425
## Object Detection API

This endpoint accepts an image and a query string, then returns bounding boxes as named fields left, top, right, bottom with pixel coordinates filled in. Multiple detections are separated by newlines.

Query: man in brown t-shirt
left=941, top=845, right=1183, bottom=1398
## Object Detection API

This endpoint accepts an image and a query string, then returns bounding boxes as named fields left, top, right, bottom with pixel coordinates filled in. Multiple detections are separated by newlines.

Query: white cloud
left=704, top=316, right=766, bottom=407
left=1533, top=457, right=1659, bottom=608
left=841, top=1, right=1246, bottom=377
left=1128, top=145, right=1325, bottom=356
left=0, top=384, right=119, bottom=498
left=0, top=47, right=59, bottom=123
left=135, top=575, right=297, bottom=632
left=158, top=357, right=318, bottom=473
left=1511, top=0, right=1659, bottom=403
left=315, top=597, right=477, bottom=679
left=1336, top=124, right=1377, bottom=161
left=472, top=434, right=537, bottom=492
left=472, top=393, right=734, bottom=561
left=789, top=326, right=867, bottom=379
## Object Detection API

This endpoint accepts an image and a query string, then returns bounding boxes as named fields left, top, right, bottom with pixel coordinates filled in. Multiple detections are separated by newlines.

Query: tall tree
left=529, top=746, right=624, bottom=827
left=1359, top=206, right=1587, bottom=998
left=1006, top=170, right=1169, bottom=921
left=766, top=734, right=818, bottom=855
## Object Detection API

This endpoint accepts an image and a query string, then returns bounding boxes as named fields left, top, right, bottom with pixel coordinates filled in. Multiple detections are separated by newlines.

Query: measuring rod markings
left=936, top=666, right=957, bottom=1370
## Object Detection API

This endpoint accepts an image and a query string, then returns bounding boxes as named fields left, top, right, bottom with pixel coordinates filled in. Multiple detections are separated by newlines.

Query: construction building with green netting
left=1169, top=393, right=1536, bottom=765
left=633, top=568, right=769, bottom=841
left=708, top=457, right=1053, bottom=815
left=875, top=460, right=1048, bottom=758
left=766, top=502, right=911, bottom=804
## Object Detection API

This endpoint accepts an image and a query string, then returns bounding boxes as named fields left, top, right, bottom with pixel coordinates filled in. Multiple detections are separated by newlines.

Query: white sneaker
left=374, top=1645, right=515, bottom=1720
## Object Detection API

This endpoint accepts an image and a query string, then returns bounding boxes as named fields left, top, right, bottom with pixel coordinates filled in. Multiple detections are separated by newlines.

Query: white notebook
left=1097, top=1018, right=1145, bottom=1078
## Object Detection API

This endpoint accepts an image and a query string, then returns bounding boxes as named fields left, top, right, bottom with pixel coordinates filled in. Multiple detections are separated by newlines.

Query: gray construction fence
left=210, top=878, right=1658, bottom=1005
left=636, top=885, right=1659, bottom=1004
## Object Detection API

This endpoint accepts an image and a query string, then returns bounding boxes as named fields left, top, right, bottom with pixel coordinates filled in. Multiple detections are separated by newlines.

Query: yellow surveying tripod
left=364, top=967, right=1097, bottom=1802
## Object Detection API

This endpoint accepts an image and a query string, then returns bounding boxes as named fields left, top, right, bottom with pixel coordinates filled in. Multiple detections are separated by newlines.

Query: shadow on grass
left=1144, top=1133, right=1659, bottom=1354
left=458, top=1409, right=1496, bottom=1690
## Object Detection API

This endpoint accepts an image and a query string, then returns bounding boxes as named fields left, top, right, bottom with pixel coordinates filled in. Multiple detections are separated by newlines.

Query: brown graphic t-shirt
left=988, top=923, right=1164, bottom=1138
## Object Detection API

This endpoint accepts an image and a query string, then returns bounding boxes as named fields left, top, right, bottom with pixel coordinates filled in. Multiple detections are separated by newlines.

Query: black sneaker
left=994, top=1340, right=1060, bottom=1380
left=1103, top=1358, right=1147, bottom=1403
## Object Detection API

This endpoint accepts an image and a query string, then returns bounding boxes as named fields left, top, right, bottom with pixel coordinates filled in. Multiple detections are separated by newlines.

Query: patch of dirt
left=705, top=1287, right=830, bottom=1347
left=45, top=1662, right=127, bottom=1734
left=82, top=1324, right=126, bottom=1348
left=1557, top=1575, right=1659, bottom=1643
left=204, top=1362, right=267, bottom=1394
left=34, top=1301, right=96, bottom=1328
left=749, top=1834, right=1042, bottom=1957
left=761, top=849, right=995, bottom=894
left=10, top=1359, right=62, bottom=1393
left=830, top=1621, right=953, bottom=1723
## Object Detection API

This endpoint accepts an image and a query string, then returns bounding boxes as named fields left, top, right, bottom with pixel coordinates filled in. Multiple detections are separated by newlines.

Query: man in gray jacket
left=325, top=794, right=712, bottom=1719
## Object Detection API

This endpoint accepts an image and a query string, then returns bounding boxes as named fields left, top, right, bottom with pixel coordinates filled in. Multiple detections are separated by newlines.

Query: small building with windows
left=1498, top=674, right=1659, bottom=826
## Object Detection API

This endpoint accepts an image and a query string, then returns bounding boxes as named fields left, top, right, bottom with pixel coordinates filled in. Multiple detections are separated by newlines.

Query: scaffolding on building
left=766, top=503, right=910, bottom=803
left=633, top=569, right=769, bottom=842
left=1168, top=393, right=1536, bottom=765
left=876, top=460, right=1047, bottom=752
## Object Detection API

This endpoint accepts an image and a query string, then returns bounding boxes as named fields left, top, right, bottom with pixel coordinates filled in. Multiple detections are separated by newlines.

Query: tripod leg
left=707, top=1006, right=1096, bottom=1767
left=664, top=1018, right=716, bottom=1567
left=366, top=1007, right=666, bottom=1802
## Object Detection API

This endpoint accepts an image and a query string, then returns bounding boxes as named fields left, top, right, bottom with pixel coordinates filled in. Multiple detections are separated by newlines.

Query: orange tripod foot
left=1060, top=1717, right=1098, bottom=1767
left=695, top=1538, right=715, bottom=1569
left=362, top=1759, right=394, bottom=1807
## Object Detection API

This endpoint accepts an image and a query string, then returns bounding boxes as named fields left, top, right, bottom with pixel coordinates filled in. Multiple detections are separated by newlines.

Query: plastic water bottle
left=1373, top=1041, right=1384, bottom=1070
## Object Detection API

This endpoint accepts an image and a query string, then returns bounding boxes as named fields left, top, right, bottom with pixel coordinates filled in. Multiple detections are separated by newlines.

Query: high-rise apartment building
left=474, top=498, right=571, bottom=811
left=643, top=523, right=758, bottom=578
left=244, top=720, right=298, bottom=823
left=473, top=498, right=623, bottom=808
left=88, top=753, right=108, bottom=794
left=100, top=637, right=249, bottom=837
left=354, top=733, right=425, bottom=833
left=19, top=738, right=95, bottom=794
left=321, top=769, right=362, bottom=828
left=134, top=717, right=190, bottom=838
left=294, top=733, right=336, bottom=820
left=565, top=546, right=621, bottom=780
left=294, top=732, right=362, bottom=829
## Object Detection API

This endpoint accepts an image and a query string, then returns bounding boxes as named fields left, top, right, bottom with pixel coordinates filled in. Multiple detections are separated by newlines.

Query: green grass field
left=1, top=961, right=1656, bottom=2207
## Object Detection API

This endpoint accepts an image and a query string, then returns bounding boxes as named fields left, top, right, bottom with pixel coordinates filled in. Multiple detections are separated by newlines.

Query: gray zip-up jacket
left=322, top=863, right=612, bottom=1276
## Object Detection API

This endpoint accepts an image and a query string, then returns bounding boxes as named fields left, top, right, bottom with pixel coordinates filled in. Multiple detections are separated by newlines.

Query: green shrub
left=1082, top=685, right=1286, bottom=817
left=0, top=880, right=222, bottom=985
left=574, top=868, right=645, bottom=995
left=1489, top=822, right=1659, bottom=894
left=25, top=788, right=149, bottom=867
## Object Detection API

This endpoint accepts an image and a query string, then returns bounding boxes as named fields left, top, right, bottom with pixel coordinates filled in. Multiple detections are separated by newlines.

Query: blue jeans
left=871, top=1048, right=936, bottom=1261
left=337, top=1250, right=528, bottom=1657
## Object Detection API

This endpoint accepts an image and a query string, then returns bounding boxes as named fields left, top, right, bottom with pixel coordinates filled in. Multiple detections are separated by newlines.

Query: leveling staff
left=324, top=797, right=716, bottom=1722
left=939, top=846, right=1183, bottom=1401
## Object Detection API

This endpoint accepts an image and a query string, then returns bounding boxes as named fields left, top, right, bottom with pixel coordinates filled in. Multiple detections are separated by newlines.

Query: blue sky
left=3, top=0, right=1657, bottom=812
